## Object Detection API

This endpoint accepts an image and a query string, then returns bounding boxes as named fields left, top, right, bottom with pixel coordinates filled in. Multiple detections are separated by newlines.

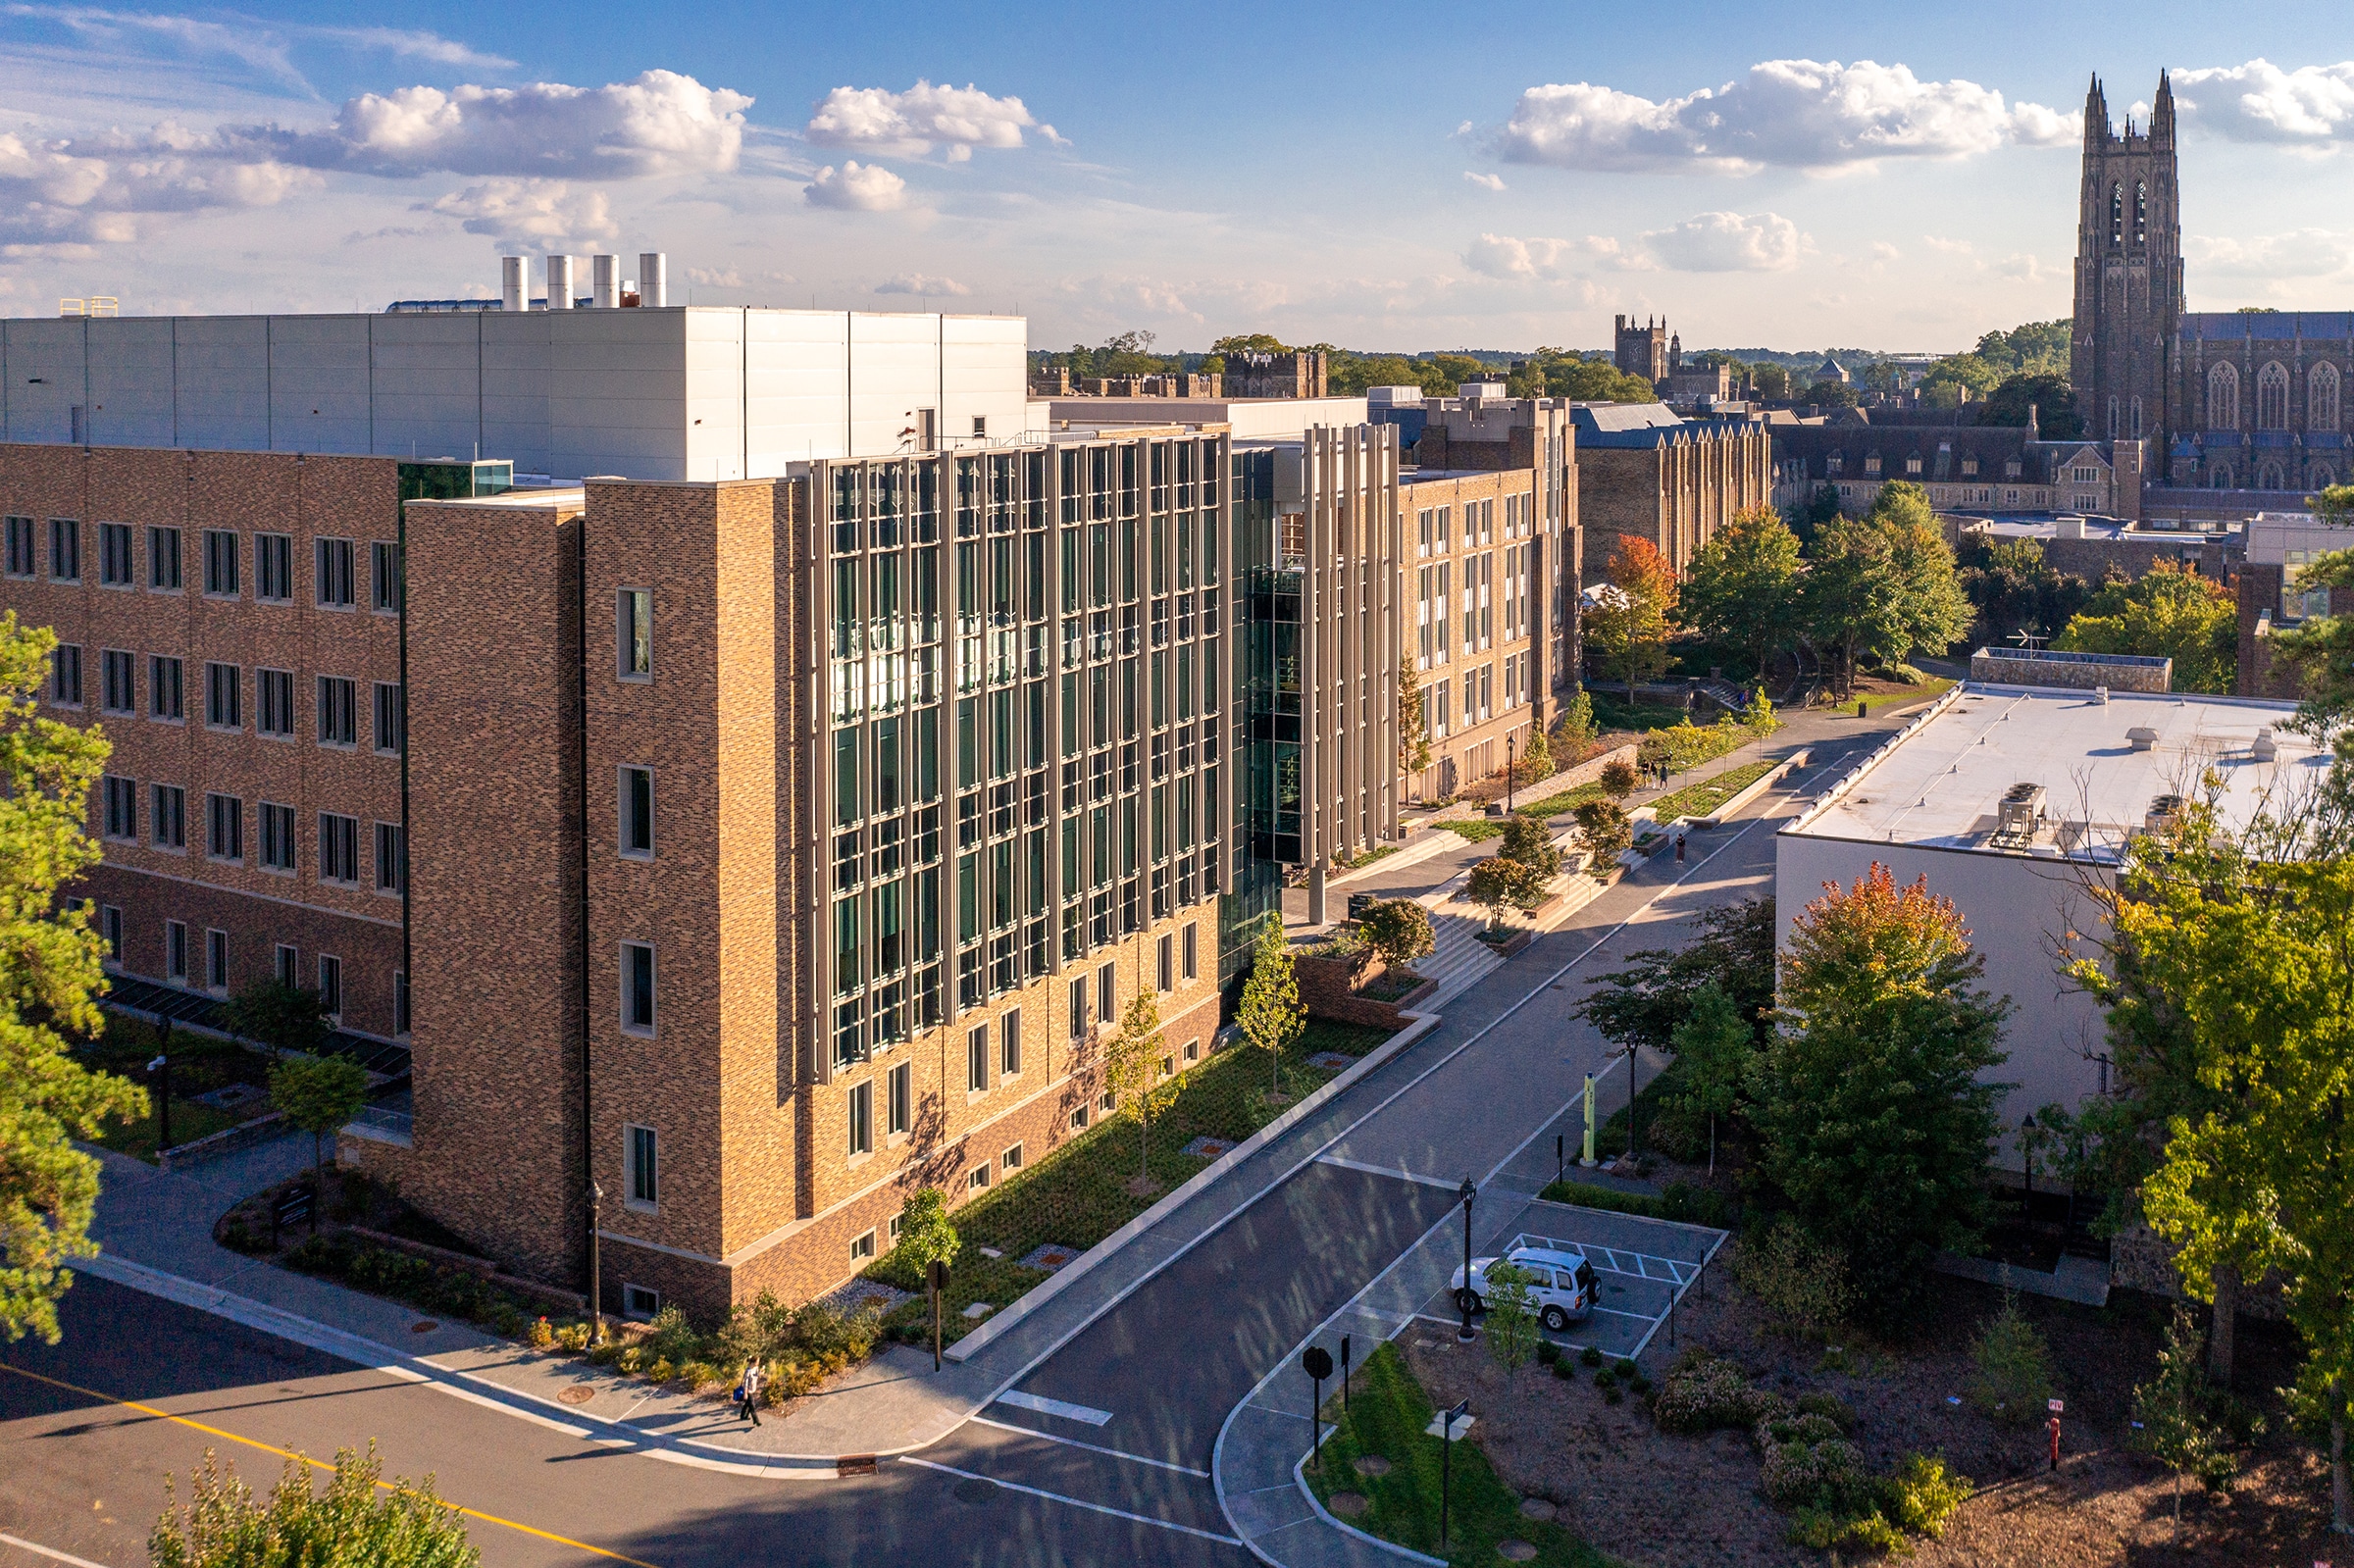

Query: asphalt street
left=2, top=715, right=1901, bottom=1568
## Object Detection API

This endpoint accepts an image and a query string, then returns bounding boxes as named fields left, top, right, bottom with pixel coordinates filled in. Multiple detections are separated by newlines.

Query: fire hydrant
left=2047, top=1414, right=2062, bottom=1472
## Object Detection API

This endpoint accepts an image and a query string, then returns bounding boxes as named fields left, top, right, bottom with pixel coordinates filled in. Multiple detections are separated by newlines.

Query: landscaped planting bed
left=78, top=1010, right=270, bottom=1162
left=863, top=1018, right=1392, bottom=1341
left=1647, top=761, right=1777, bottom=826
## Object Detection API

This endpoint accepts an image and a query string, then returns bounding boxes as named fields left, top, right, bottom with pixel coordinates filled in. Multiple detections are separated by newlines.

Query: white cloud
left=805, top=80, right=1040, bottom=159
left=2174, top=60, right=2354, bottom=145
left=1493, top=58, right=2071, bottom=173
left=688, top=266, right=743, bottom=287
left=1462, top=231, right=1643, bottom=280
left=1462, top=171, right=1506, bottom=190
left=1922, top=235, right=1974, bottom=254
left=803, top=161, right=906, bottom=211
left=423, top=178, right=613, bottom=247
left=1994, top=253, right=2054, bottom=283
left=875, top=273, right=970, bottom=296
left=2189, top=228, right=2353, bottom=278
left=0, top=126, right=311, bottom=247
left=1640, top=210, right=1801, bottom=271
left=10, top=7, right=515, bottom=83
left=1870, top=240, right=1901, bottom=261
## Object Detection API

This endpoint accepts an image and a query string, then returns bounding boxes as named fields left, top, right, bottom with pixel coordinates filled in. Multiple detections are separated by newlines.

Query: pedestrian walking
left=1675, top=832, right=1686, bottom=863
left=737, top=1358, right=765, bottom=1427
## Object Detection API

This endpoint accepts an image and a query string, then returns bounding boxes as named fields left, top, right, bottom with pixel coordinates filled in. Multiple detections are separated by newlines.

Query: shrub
left=554, top=1321, right=591, bottom=1352
left=1652, top=1351, right=1783, bottom=1435
left=1612, top=1358, right=1638, bottom=1380
left=1795, top=1391, right=1856, bottom=1433
left=1580, top=1345, right=1604, bottom=1368
left=150, top=1443, right=475, bottom=1568
left=644, top=1357, right=676, bottom=1385
left=677, top=1359, right=720, bottom=1391
left=527, top=1316, right=554, bottom=1351
left=1536, top=1340, right=1561, bottom=1367
left=1731, top=1217, right=1853, bottom=1340
left=1759, top=1435, right=1868, bottom=1511
left=1757, top=1412, right=1845, bottom=1449
left=1359, top=899, right=1437, bottom=972
left=1967, top=1293, right=2052, bottom=1425
left=1788, top=1506, right=1905, bottom=1552
left=1599, top=758, right=1638, bottom=798
left=1879, top=1453, right=1971, bottom=1538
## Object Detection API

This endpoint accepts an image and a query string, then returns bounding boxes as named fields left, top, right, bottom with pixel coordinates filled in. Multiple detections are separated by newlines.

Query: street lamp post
left=147, top=1051, right=170, bottom=1156
left=1506, top=733, right=1516, bottom=815
left=2021, top=1111, right=2038, bottom=1220
left=1456, top=1176, right=1477, bottom=1343
left=588, top=1182, right=605, bottom=1342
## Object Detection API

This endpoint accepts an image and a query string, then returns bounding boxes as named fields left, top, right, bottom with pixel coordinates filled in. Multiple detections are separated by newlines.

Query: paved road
left=2, top=712, right=1906, bottom=1568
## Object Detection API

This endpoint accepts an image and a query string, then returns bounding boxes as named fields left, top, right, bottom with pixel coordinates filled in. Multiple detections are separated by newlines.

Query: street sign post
left=2048, top=1397, right=2064, bottom=1471
left=929, top=1259, right=950, bottom=1372
left=1425, top=1399, right=1473, bottom=1546
left=1340, top=1334, right=1352, bottom=1414
left=270, top=1185, right=314, bottom=1249
left=1303, top=1346, right=1334, bottom=1471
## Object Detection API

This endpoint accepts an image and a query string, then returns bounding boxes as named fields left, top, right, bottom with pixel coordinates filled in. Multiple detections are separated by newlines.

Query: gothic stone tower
left=2072, top=73, right=2184, bottom=443
left=1613, top=315, right=1668, bottom=383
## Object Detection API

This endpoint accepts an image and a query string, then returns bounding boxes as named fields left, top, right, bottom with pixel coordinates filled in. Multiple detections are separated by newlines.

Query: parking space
left=1411, top=1194, right=1727, bottom=1361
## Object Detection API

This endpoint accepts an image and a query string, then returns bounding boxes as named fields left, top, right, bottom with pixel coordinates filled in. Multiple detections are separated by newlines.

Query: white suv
left=1450, top=1244, right=1598, bottom=1332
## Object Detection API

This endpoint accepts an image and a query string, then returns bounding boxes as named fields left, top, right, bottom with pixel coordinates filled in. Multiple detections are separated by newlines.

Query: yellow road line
left=0, top=1360, right=663, bottom=1568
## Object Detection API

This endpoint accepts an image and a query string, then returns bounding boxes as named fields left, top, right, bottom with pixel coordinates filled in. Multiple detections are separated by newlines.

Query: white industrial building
left=1777, top=668, right=2322, bottom=1163
left=2, top=284, right=1027, bottom=482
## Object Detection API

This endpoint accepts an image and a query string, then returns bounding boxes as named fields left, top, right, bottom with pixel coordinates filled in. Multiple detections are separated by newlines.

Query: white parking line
left=1313, top=1153, right=1459, bottom=1189
left=896, top=1456, right=1245, bottom=1547
left=0, top=1533, right=113, bottom=1568
left=995, top=1389, right=1114, bottom=1427
left=968, top=1413, right=1210, bottom=1479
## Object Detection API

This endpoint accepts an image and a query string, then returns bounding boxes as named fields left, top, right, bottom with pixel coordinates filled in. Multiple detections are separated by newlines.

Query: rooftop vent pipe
left=545, top=254, right=574, bottom=311
left=500, top=255, right=526, bottom=313
left=638, top=252, right=667, bottom=308
left=590, top=255, right=619, bottom=309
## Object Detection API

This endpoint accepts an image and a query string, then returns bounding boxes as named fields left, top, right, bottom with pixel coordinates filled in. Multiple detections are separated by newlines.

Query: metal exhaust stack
left=590, top=254, right=619, bottom=309
left=500, top=255, right=526, bottom=312
left=545, top=254, right=575, bottom=310
left=638, top=252, right=667, bottom=308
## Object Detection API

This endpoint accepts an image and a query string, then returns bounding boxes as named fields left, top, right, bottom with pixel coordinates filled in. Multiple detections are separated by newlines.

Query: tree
left=1236, top=913, right=1304, bottom=1099
left=1586, top=537, right=1677, bottom=702
left=1465, top=856, right=1545, bottom=930
left=1497, top=814, right=1561, bottom=880
left=224, top=978, right=333, bottom=1056
left=0, top=613, right=145, bottom=1345
left=1678, top=507, right=1802, bottom=679
left=1510, top=723, right=1551, bottom=785
left=1668, top=983, right=1753, bottom=1175
left=1921, top=351, right=2001, bottom=401
left=1570, top=799, right=1632, bottom=866
left=892, top=1187, right=959, bottom=1277
left=1506, top=347, right=1660, bottom=404
left=2053, top=560, right=2236, bottom=693
left=1209, top=332, right=1289, bottom=359
left=1358, top=899, right=1434, bottom=975
left=150, top=1443, right=477, bottom=1568
left=2134, top=1306, right=2239, bottom=1530
left=1803, top=379, right=1858, bottom=409
left=1398, top=655, right=1430, bottom=776
left=1983, top=373, right=2085, bottom=439
left=1103, top=987, right=1175, bottom=1184
left=1751, top=363, right=1792, bottom=401
left=1750, top=865, right=2009, bottom=1327
left=1973, top=320, right=2072, bottom=379
left=1959, top=536, right=2091, bottom=649
left=1549, top=689, right=1594, bottom=761
left=1800, top=489, right=1969, bottom=696
left=1598, top=758, right=1637, bottom=799
left=269, top=1054, right=369, bottom=1189
left=1482, top=1263, right=1540, bottom=1373
left=2270, top=542, right=2354, bottom=752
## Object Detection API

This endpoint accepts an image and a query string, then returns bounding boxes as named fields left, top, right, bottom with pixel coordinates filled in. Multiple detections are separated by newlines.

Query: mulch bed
left=1400, top=1267, right=2332, bottom=1567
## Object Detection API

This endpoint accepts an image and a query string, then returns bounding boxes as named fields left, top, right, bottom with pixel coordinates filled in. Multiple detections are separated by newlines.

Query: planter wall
left=1294, top=953, right=1425, bottom=1031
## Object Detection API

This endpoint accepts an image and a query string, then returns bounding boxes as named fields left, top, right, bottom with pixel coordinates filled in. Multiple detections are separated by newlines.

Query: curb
left=1326, top=828, right=1464, bottom=890
left=1292, top=1446, right=1447, bottom=1567
left=946, top=1008, right=1444, bottom=1364
left=1685, top=747, right=1813, bottom=830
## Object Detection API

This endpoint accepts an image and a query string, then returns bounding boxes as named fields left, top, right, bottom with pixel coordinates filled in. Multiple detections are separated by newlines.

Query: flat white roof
left=1786, top=683, right=2320, bottom=863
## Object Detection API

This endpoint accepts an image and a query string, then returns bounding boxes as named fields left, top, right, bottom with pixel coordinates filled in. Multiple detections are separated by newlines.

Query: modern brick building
left=1570, top=404, right=1770, bottom=575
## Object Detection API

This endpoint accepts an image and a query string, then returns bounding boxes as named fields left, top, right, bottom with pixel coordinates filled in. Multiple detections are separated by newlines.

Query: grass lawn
left=1646, top=760, right=1776, bottom=825
left=1844, top=678, right=1955, bottom=715
left=1444, top=819, right=1505, bottom=841
left=76, top=1009, right=277, bottom=1164
left=869, top=1018, right=1393, bottom=1340
left=1515, top=780, right=1607, bottom=821
left=1304, top=1341, right=1607, bottom=1568
left=1588, top=692, right=1689, bottom=733
left=1339, top=844, right=1401, bottom=869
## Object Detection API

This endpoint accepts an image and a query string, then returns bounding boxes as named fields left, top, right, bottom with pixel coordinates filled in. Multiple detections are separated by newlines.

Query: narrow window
left=318, top=812, right=360, bottom=882
left=627, top=1124, right=658, bottom=1207
left=1000, top=1006, right=1022, bottom=1077
left=317, top=954, right=342, bottom=1018
left=373, top=683, right=404, bottom=754
left=371, top=540, right=402, bottom=613
left=1157, top=933, right=1174, bottom=993
left=147, top=526, right=181, bottom=590
left=151, top=784, right=186, bottom=850
left=206, top=663, right=240, bottom=729
left=258, top=802, right=296, bottom=872
left=3, top=517, right=33, bottom=577
left=619, top=766, right=654, bottom=858
left=165, top=920, right=187, bottom=982
left=206, top=793, right=242, bottom=861
left=315, top=537, right=355, bottom=608
left=203, top=531, right=239, bottom=596
left=847, top=1080, right=873, bottom=1156
left=967, top=1023, right=990, bottom=1092
left=48, top=519, right=79, bottom=582
left=317, top=677, right=356, bottom=746
left=148, top=656, right=183, bottom=721
left=101, top=650, right=133, bottom=714
left=376, top=822, right=406, bottom=893
left=1097, top=961, right=1114, bottom=1026
left=1069, top=976, right=1088, bottom=1038
left=622, top=941, right=656, bottom=1035
left=618, top=589, right=652, bottom=680
left=257, top=669, right=294, bottom=736
left=101, top=905, right=122, bottom=959
left=275, top=943, right=298, bottom=986
left=1182, top=922, right=1199, bottom=982
left=888, top=1061, right=911, bottom=1136
left=102, top=776, right=136, bottom=839
left=99, top=523, right=132, bottom=586
left=256, top=533, right=291, bottom=601
left=50, top=643, right=81, bottom=706
left=205, top=929, right=229, bottom=991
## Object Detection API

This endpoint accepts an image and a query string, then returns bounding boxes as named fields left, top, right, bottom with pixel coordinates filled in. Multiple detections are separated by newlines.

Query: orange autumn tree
left=1749, top=864, right=2011, bottom=1328
left=1585, top=535, right=1678, bottom=703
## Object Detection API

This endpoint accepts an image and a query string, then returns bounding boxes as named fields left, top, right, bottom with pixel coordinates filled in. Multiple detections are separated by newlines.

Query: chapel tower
left=2072, top=73, right=2183, bottom=444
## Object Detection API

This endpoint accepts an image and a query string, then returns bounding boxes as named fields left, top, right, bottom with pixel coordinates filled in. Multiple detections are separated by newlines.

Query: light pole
left=1506, top=732, right=1516, bottom=815
left=147, top=1052, right=170, bottom=1156
left=2021, top=1111, right=2038, bottom=1220
left=588, top=1182, right=605, bottom=1341
left=1456, top=1176, right=1477, bottom=1342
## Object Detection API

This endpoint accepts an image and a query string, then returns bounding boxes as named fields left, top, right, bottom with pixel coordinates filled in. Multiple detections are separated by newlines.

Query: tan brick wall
left=1402, top=468, right=1545, bottom=802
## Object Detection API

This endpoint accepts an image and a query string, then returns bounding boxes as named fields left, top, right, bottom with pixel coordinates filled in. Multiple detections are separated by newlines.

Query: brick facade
left=1573, top=417, right=1769, bottom=575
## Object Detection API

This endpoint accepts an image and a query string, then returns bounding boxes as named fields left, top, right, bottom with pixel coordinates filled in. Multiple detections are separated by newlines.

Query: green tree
left=1668, top=982, right=1754, bottom=1174
left=2134, top=1306, right=2239, bottom=1529
left=1678, top=507, right=1802, bottom=678
left=1209, top=332, right=1289, bottom=359
left=2270, top=541, right=2354, bottom=754
left=1800, top=488, right=1970, bottom=696
left=1586, top=536, right=1677, bottom=702
left=2053, top=560, right=2236, bottom=692
left=1358, top=899, right=1435, bottom=975
left=1482, top=1263, right=1540, bottom=1373
left=0, top=613, right=145, bottom=1344
left=891, top=1187, right=959, bottom=1277
left=1497, top=814, right=1561, bottom=880
left=1549, top=689, right=1594, bottom=761
left=224, top=978, right=334, bottom=1056
left=1751, top=362, right=1792, bottom=401
left=1103, top=987, right=1175, bottom=1184
left=150, top=1443, right=477, bottom=1568
left=1464, top=856, right=1545, bottom=930
left=1973, top=320, right=2072, bottom=379
left=1510, top=723, right=1551, bottom=784
left=1236, top=913, right=1304, bottom=1099
left=269, top=1053, right=369, bottom=1189
left=1570, top=799, right=1632, bottom=866
left=1921, top=351, right=2001, bottom=400
left=1959, top=536, right=2091, bottom=649
left=1398, top=655, right=1430, bottom=776
left=1750, top=865, right=2009, bottom=1327
left=1982, top=373, right=2085, bottom=439
left=1598, top=758, right=1637, bottom=799
left=1802, top=379, right=1859, bottom=409
left=1966, top=1293, right=2053, bottom=1424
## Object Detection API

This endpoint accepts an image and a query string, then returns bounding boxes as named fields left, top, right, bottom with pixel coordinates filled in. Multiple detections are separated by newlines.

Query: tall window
left=317, top=676, right=357, bottom=746
left=317, top=954, right=342, bottom=1018
left=48, top=519, right=78, bottom=582
left=1097, top=961, right=1115, bottom=1027
left=1069, top=976, right=1088, bottom=1039
left=102, top=777, right=136, bottom=839
left=2133, top=180, right=2147, bottom=244
left=2257, top=362, right=2290, bottom=430
left=2312, top=363, right=2342, bottom=434
left=967, top=1023, right=990, bottom=1092
left=151, top=784, right=186, bottom=850
left=206, top=929, right=229, bottom=991
left=257, top=669, right=294, bottom=736
left=1000, top=1007, right=1022, bottom=1077
left=318, top=812, right=360, bottom=883
left=258, top=802, right=296, bottom=871
left=165, top=920, right=187, bottom=982
left=847, top=1080, right=873, bottom=1156
left=1182, top=921, right=1198, bottom=982
left=275, top=944, right=298, bottom=986
left=376, top=822, right=405, bottom=894
left=2207, top=362, right=2239, bottom=430
left=149, top=656, right=183, bottom=721
left=4, top=517, right=32, bottom=577
left=315, top=537, right=355, bottom=608
left=205, top=663, right=240, bottom=729
left=373, top=682, right=405, bottom=754
left=622, top=941, right=656, bottom=1035
left=203, top=531, right=239, bottom=595
left=888, top=1061, right=912, bottom=1137
left=619, top=766, right=654, bottom=857
left=255, top=533, right=291, bottom=601
left=2108, top=181, right=2123, bottom=247
left=99, top=523, right=133, bottom=586
left=148, top=526, right=181, bottom=590
left=627, top=1124, right=658, bottom=1207
left=1156, top=933, right=1174, bottom=992
left=206, top=793, right=241, bottom=861
left=618, top=589, right=652, bottom=680
left=50, top=644, right=81, bottom=706
left=371, top=540, right=402, bottom=613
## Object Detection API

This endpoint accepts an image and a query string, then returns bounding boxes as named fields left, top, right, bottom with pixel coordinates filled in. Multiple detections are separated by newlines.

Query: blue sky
left=2, top=1, right=2349, bottom=352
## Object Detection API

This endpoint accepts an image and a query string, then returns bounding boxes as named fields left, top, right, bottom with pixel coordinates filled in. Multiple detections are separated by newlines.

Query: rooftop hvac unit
left=2125, top=726, right=2160, bottom=752
left=1992, top=782, right=2046, bottom=846
left=2253, top=728, right=2279, bottom=762
left=2145, top=793, right=2186, bottom=835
